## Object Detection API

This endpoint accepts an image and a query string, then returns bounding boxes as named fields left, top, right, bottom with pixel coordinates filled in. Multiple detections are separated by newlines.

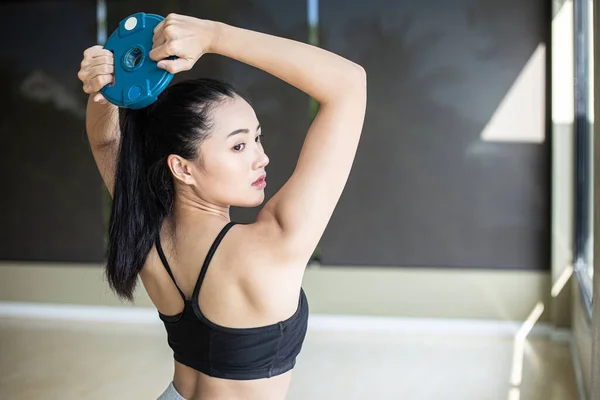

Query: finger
left=87, top=74, right=113, bottom=93
left=153, top=19, right=166, bottom=35
left=153, top=19, right=166, bottom=45
left=83, top=45, right=104, bottom=59
left=88, top=63, right=114, bottom=79
left=77, top=62, right=113, bottom=85
left=157, top=58, right=193, bottom=74
left=81, top=53, right=113, bottom=70
left=83, top=45, right=111, bottom=61
left=149, top=42, right=176, bottom=62
left=152, top=25, right=167, bottom=49
left=153, top=15, right=177, bottom=47
left=95, top=55, right=113, bottom=68
left=152, top=31, right=166, bottom=49
left=92, top=52, right=114, bottom=62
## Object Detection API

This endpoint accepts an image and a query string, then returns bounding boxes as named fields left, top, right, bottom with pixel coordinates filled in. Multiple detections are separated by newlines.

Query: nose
left=253, top=147, right=269, bottom=170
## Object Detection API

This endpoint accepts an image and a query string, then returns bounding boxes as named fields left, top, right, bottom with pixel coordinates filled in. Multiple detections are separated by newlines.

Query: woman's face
left=192, top=96, right=269, bottom=208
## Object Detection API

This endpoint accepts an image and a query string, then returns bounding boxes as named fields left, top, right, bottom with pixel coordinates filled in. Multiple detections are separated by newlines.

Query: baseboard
left=307, top=313, right=570, bottom=340
left=0, top=301, right=571, bottom=340
left=0, top=301, right=159, bottom=324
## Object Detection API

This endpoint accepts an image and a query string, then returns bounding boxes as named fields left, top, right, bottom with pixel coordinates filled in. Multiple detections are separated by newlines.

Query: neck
left=173, top=190, right=230, bottom=224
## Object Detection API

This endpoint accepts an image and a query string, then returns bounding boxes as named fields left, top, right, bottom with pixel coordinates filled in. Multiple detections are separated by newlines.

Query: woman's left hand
left=149, top=13, right=219, bottom=74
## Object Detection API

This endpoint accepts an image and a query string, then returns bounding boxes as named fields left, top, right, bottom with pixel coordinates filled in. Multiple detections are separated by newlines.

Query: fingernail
left=157, top=62, right=165, bottom=69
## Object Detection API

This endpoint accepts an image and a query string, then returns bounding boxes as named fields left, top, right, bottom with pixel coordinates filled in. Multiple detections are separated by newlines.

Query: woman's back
left=140, top=218, right=308, bottom=400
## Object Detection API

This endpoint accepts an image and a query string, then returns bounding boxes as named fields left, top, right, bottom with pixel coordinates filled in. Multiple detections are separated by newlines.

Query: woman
left=77, top=13, right=366, bottom=400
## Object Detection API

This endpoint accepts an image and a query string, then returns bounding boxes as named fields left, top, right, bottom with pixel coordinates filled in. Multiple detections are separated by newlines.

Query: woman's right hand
left=77, top=45, right=115, bottom=104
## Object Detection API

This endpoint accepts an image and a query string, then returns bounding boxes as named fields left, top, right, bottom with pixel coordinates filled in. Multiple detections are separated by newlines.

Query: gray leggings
left=157, top=382, right=187, bottom=400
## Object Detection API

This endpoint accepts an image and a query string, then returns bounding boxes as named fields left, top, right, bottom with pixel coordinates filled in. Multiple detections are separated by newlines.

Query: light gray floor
left=0, top=317, right=577, bottom=400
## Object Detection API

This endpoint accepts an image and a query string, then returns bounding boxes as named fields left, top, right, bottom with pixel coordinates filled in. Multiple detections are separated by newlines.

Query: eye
left=233, top=143, right=246, bottom=152
left=256, top=134, right=264, bottom=143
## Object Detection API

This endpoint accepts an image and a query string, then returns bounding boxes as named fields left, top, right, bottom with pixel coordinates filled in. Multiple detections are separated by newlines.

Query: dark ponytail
left=105, top=106, right=164, bottom=300
left=105, top=78, right=239, bottom=301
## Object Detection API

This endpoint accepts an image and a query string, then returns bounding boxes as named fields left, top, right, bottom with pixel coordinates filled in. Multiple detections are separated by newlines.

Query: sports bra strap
left=155, top=235, right=187, bottom=301
left=192, top=222, right=237, bottom=301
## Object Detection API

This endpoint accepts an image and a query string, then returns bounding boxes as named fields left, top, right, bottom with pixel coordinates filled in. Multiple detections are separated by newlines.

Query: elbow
left=87, top=129, right=119, bottom=149
left=344, top=63, right=366, bottom=97
left=325, top=63, right=366, bottom=104
left=344, top=60, right=366, bottom=88
left=354, top=63, right=367, bottom=88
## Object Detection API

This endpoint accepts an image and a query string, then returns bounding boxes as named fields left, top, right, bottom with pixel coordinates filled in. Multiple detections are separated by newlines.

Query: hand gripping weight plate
left=100, top=12, right=174, bottom=109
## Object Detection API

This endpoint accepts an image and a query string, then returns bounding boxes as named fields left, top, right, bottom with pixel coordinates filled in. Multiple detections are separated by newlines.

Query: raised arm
left=78, top=45, right=120, bottom=198
left=150, top=15, right=367, bottom=262
left=85, top=98, right=119, bottom=198
left=212, top=22, right=366, bottom=259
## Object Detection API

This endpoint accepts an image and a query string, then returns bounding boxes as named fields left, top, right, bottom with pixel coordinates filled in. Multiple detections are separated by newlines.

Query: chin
left=235, top=193, right=265, bottom=208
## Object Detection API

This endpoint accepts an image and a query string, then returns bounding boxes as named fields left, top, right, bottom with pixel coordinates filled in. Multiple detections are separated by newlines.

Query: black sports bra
left=155, top=222, right=309, bottom=380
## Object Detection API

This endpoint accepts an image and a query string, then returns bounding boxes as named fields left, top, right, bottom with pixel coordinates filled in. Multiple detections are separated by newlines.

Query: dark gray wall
left=318, top=0, right=551, bottom=269
left=0, top=1, right=106, bottom=262
left=2, top=1, right=550, bottom=270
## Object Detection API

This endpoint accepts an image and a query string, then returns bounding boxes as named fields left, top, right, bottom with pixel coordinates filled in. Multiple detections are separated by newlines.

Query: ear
left=167, top=154, right=197, bottom=185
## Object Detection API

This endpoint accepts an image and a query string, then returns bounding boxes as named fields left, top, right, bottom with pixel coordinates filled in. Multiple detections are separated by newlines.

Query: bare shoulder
left=233, top=213, right=311, bottom=265
left=196, top=218, right=305, bottom=321
left=220, top=216, right=308, bottom=291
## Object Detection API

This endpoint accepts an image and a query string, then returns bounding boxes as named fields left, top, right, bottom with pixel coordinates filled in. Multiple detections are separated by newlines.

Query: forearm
left=210, top=22, right=364, bottom=104
left=85, top=94, right=120, bottom=146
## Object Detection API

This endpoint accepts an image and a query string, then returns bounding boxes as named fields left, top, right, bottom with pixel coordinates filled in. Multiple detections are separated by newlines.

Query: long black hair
left=106, top=78, right=238, bottom=301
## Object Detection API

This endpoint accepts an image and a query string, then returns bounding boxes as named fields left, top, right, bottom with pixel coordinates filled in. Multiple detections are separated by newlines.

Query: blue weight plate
left=100, top=12, right=174, bottom=109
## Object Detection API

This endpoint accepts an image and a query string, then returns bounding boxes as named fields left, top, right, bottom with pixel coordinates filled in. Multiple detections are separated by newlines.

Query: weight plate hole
left=123, top=47, right=144, bottom=71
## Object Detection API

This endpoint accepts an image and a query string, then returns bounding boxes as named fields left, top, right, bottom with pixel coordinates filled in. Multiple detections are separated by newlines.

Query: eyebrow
left=227, top=124, right=261, bottom=138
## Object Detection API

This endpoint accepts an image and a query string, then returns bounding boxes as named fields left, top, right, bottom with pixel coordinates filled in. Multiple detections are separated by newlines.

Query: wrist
left=206, top=21, right=228, bottom=55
